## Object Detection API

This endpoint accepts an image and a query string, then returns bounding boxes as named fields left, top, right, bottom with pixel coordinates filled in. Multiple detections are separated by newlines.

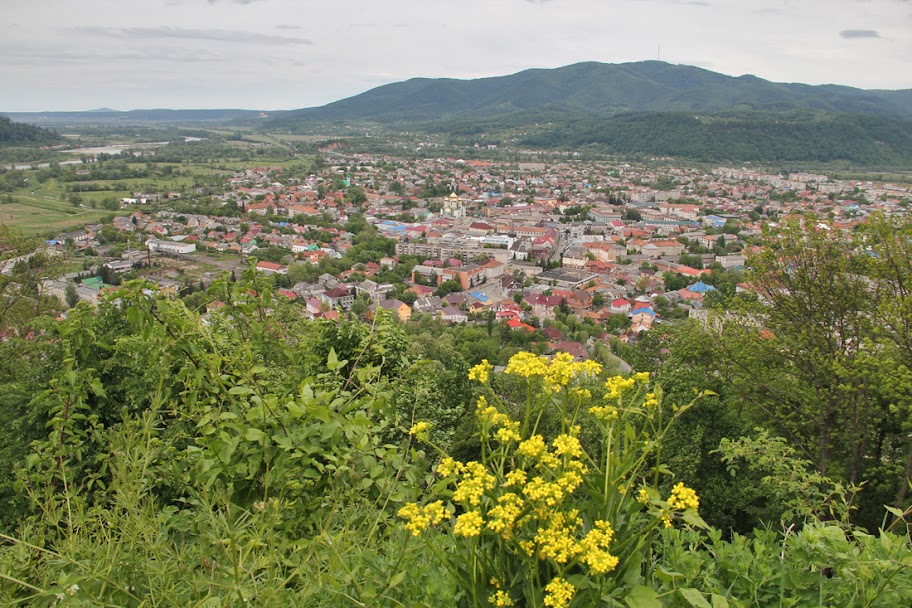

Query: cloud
left=70, top=26, right=311, bottom=45
left=208, top=0, right=264, bottom=4
left=839, top=29, right=880, bottom=38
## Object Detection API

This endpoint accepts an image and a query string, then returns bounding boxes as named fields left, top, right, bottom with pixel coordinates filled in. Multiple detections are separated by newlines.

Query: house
left=376, top=298, right=412, bottom=322
left=147, top=239, right=196, bottom=255
left=355, top=279, right=394, bottom=302
left=549, top=341, right=588, bottom=361
left=609, top=298, right=632, bottom=314
left=320, top=287, right=354, bottom=310
left=526, top=295, right=563, bottom=319
left=440, top=306, right=468, bottom=323
left=506, top=318, right=536, bottom=332
left=440, top=264, right=487, bottom=290
left=413, top=296, right=443, bottom=314
left=256, top=261, right=287, bottom=275
left=567, top=291, right=593, bottom=312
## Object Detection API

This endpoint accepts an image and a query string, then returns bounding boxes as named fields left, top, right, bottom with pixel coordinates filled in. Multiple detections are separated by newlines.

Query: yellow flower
left=488, top=590, right=514, bottom=607
left=662, top=513, right=673, bottom=528
left=543, top=352, right=576, bottom=391
left=579, top=520, right=619, bottom=574
left=495, top=422, right=522, bottom=443
left=552, top=433, right=583, bottom=458
left=476, top=396, right=511, bottom=428
left=543, top=577, right=575, bottom=608
left=589, top=404, right=618, bottom=421
left=409, top=421, right=431, bottom=441
left=452, top=461, right=496, bottom=506
left=644, top=392, right=658, bottom=408
left=604, top=375, right=637, bottom=400
left=486, top=492, right=524, bottom=537
left=517, top=435, right=547, bottom=459
left=668, top=482, right=700, bottom=511
left=634, top=371, right=650, bottom=383
left=468, top=359, right=493, bottom=383
left=636, top=487, right=650, bottom=505
left=504, top=351, right=548, bottom=379
left=570, top=387, right=592, bottom=400
left=503, top=469, right=527, bottom=488
left=454, top=510, right=484, bottom=537
left=534, top=510, right=582, bottom=564
left=398, top=500, right=447, bottom=536
left=437, top=456, right=463, bottom=478
left=523, top=476, right=565, bottom=506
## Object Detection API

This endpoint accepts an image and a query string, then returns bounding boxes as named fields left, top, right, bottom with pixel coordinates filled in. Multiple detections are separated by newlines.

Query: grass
left=0, top=196, right=124, bottom=236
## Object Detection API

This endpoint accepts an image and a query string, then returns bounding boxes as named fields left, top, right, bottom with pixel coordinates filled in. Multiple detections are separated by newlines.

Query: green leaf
left=229, top=386, right=254, bottom=396
left=679, top=588, right=711, bottom=608
left=884, top=505, right=905, bottom=519
left=681, top=509, right=710, bottom=529
left=624, top=585, right=662, bottom=608
left=710, top=594, right=730, bottom=608
left=387, top=571, right=406, bottom=589
left=327, top=347, right=340, bottom=371
left=244, top=428, right=266, bottom=442
left=654, top=565, right=684, bottom=583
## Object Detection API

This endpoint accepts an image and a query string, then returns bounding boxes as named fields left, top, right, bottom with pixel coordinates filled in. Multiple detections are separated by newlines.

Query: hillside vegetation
left=0, top=116, right=60, bottom=148
left=0, top=215, right=912, bottom=606
left=266, top=61, right=912, bottom=166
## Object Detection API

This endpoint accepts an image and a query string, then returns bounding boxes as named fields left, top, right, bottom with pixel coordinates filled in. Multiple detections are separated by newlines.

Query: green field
left=0, top=193, right=126, bottom=236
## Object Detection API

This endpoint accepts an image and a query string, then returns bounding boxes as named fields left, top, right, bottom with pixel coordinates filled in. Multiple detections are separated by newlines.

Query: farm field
left=0, top=194, right=125, bottom=236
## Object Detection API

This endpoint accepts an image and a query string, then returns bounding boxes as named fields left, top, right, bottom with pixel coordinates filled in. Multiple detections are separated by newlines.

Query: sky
left=4, top=0, right=912, bottom=112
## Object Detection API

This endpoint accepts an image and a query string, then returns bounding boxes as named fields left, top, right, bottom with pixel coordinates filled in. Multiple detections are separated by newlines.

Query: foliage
left=399, top=353, right=710, bottom=607
left=0, top=116, right=60, bottom=148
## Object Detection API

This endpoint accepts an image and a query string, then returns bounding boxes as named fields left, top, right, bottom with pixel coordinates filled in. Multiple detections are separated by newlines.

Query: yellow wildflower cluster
left=570, top=387, right=592, bottom=400
left=543, top=577, right=575, bottom=608
left=644, top=392, right=658, bottom=408
left=454, top=510, right=484, bottom=537
left=476, top=396, right=512, bottom=427
left=453, top=461, right=497, bottom=506
left=517, top=435, right=547, bottom=458
left=397, top=500, right=447, bottom=536
left=408, top=421, right=431, bottom=441
left=636, top=487, right=650, bottom=505
left=523, top=476, right=567, bottom=507
left=468, top=359, right=493, bottom=384
left=495, top=422, right=522, bottom=443
left=589, top=404, right=618, bottom=421
left=503, top=351, right=602, bottom=393
left=552, top=433, right=583, bottom=458
left=667, top=482, right=700, bottom=511
left=579, top=520, right=619, bottom=574
left=504, top=469, right=527, bottom=488
left=534, top=510, right=582, bottom=563
left=437, top=456, right=463, bottom=478
left=486, top=492, right=525, bottom=538
left=488, top=590, right=514, bottom=607
left=604, top=375, right=637, bottom=400
left=504, top=351, right=548, bottom=378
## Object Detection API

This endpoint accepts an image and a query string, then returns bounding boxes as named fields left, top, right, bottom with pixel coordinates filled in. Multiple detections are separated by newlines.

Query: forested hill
left=520, top=111, right=912, bottom=164
left=0, top=116, right=60, bottom=147
left=269, top=60, right=912, bottom=126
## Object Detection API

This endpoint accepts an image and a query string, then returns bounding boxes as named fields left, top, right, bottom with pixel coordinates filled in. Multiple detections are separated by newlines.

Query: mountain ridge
left=267, top=60, right=912, bottom=127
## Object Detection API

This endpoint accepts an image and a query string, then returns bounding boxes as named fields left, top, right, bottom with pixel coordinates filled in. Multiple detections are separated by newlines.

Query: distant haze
left=4, top=0, right=912, bottom=112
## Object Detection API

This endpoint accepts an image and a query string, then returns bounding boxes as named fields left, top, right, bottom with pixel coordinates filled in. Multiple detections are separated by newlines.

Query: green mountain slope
left=269, top=61, right=912, bottom=126
left=521, top=111, right=912, bottom=164
left=0, top=116, right=60, bottom=147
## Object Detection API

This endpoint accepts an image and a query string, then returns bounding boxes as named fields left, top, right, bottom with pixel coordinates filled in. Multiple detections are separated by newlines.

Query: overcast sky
left=4, top=0, right=912, bottom=112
